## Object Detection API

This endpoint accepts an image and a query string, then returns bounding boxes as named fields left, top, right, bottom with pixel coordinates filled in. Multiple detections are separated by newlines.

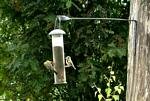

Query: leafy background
left=0, top=0, right=129, bottom=100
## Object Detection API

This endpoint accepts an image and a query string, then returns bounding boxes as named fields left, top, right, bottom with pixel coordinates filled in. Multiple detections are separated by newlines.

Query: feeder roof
left=49, top=29, right=66, bottom=35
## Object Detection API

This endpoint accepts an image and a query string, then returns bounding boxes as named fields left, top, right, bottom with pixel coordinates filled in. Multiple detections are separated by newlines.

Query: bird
left=65, top=56, right=76, bottom=70
left=43, top=60, right=57, bottom=74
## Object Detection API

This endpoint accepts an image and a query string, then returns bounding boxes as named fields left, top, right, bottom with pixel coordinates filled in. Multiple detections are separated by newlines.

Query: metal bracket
left=54, top=15, right=137, bottom=29
left=57, top=15, right=137, bottom=22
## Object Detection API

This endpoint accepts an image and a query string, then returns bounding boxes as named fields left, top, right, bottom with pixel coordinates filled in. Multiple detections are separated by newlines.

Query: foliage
left=97, top=66, right=124, bottom=101
left=0, top=0, right=129, bottom=100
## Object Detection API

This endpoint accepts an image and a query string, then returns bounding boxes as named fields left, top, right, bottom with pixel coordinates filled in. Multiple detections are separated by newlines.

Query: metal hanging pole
left=56, top=15, right=137, bottom=22
left=71, top=17, right=136, bottom=22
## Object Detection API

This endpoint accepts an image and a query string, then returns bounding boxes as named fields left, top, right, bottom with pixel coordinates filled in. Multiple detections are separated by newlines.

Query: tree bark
left=127, top=0, right=150, bottom=101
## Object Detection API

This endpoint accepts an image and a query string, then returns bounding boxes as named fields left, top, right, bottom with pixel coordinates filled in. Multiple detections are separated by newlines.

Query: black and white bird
left=43, top=60, right=57, bottom=74
left=65, top=56, right=76, bottom=70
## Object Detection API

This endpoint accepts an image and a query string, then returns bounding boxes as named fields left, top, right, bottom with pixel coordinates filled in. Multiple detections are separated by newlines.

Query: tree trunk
left=126, top=0, right=150, bottom=101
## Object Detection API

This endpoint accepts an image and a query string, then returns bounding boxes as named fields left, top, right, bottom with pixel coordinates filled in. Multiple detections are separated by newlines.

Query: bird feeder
left=49, top=29, right=67, bottom=84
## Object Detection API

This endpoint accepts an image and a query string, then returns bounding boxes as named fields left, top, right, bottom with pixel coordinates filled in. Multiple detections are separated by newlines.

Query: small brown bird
left=65, top=56, right=76, bottom=70
left=43, top=60, right=57, bottom=74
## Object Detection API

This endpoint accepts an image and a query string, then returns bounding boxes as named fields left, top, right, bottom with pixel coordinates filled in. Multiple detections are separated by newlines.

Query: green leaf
left=120, top=86, right=124, bottom=91
left=118, top=89, right=121, bottom=94
left=112, top=76, right=116, bottom=81
left=105, top=29, right=114, bottom=34
left=43, top=14, right=55, bottom=23
left=66, top=0, right=72, bottom=8
left=107, top=82, right=110, bottom=87
left=0, top=85, right=4, bottom=95
left=105, top=87, right=112, bottom=97
left=114, top=86, right=122, bottom=94
left=116, top=48, right=126, bottom=58
left=107, top=50, right=115, bottom=57
left=106, top=99, right=112, bottom=101
left=79, top=73, right=88, bottom=82
left=114, top=86, right=118, bottom=90
left=16, top=86, right=22, bottom=92
left=98, top=94, right=103, bottom=101
left=108, top=43, right=116, bottom=47
left=29, top=59, right=38, bottom=71
left=112, top=95, right=119, bottom=101
left=110, top=71, right=114, bottom=75
left=108, top=66, right=112, bottom=69
left=97, top=88, right=101, bottom=93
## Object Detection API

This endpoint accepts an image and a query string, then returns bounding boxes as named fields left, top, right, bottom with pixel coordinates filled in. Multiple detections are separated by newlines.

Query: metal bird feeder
left=49, top=29, right=67, bottom=84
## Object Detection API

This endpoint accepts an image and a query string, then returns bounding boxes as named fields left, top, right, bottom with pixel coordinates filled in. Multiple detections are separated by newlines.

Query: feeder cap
left=49, top=29, right=66, bottom=35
